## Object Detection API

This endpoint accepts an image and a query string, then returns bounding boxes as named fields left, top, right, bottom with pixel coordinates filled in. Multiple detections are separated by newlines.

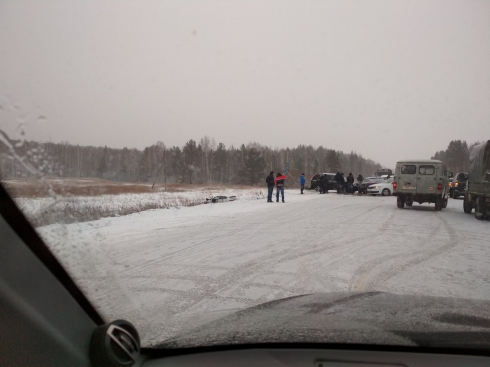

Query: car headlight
left=455, top=182, right=459, bottom=187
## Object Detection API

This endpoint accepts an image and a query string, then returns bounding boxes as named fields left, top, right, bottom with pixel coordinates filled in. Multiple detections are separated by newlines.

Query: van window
left=401, top=165, right=416, bottom=174
left=419, top=165, right=435, bottom=175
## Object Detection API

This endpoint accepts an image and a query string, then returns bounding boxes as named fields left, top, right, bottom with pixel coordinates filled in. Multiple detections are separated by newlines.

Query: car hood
left=155, top=292, right=490, bottom=350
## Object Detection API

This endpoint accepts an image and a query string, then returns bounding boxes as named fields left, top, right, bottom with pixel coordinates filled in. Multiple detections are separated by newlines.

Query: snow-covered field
left=37, top=190, right=490, bottom=346
left=15, top=187, right=266, bottom=227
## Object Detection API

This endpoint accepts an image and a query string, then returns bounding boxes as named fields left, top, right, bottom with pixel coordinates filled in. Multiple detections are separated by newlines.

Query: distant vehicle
left=367, top=178, right=394, bottom=196
left=204, top=195, right=236, bottom=204
left=463, top=140, right=490, bottom=220
left=358, top=177, right=382, bottom=194
left=310, top=173, right=336, bottom=191
left=450, top=172, right=468, bottom=199
left=375, top=168, right=393, bottom=177
left=392, top=160, right=449, bottom=211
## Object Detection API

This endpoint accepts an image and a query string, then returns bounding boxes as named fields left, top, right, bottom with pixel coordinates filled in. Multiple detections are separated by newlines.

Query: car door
left=417, top=164, right=437, bottom=194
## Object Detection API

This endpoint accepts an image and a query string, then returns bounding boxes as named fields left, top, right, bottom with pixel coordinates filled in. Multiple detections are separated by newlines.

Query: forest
left=431, top=140, right=483, bottom=175
left=0, top=136, right=383, bottom=188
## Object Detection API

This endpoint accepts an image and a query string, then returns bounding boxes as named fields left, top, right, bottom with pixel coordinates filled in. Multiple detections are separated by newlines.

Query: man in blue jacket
left=299, top=173, right=306, bottom=194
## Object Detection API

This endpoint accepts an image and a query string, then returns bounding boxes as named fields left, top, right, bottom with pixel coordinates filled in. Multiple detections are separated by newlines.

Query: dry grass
left=3, top=178, right=260, bottom=198
left=26, top=196, right=202, bottom=228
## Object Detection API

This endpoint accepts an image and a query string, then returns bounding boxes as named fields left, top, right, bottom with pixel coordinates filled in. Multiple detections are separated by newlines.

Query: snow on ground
left=37, top=189, right=490, bottom=346
left=15, top=187, right=266, bottom=226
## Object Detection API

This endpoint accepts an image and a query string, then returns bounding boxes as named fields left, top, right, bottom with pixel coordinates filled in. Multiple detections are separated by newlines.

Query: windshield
left=1, top=0, right=490, bottom=350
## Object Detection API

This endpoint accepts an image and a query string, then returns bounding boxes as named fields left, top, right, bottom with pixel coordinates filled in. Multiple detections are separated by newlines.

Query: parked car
left=463, top=140, right=490, bottom=220
left=367, top=178, right=394, bottom=196
left=450, top=172, right=468, bottom=198
left=358, top=176, right=383, bottom=194
left=310, top=173, right=337, bottom=191
left=392, top=159, right=449, bottom=211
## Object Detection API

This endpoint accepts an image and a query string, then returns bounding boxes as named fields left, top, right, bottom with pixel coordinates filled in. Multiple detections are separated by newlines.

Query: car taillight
left=438, top=183, right=442, bottom=191
left=393, top=182, right=397, bottom=190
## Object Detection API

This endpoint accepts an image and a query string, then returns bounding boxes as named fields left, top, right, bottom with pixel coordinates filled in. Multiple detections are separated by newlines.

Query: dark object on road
left=450, top=172, right=468, bottom=199
left=393, top=160, right=449, bottom=211
left=464, top=140, right=490, bottom=220
left=204, top=195, right=236, bottom=204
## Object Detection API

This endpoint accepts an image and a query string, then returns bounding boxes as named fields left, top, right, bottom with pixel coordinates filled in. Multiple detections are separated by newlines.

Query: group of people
left=265, top=171, right=288, bottom=203
left=266, top=170, right=366, bottom=202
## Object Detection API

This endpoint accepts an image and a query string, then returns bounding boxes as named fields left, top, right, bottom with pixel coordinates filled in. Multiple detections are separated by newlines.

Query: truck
left=463, top=141, right=490, bottom=220
left=392, top=159, right=449, bottom=211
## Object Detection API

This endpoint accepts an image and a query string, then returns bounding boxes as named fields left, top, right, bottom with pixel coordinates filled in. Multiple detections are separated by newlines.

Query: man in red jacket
left=274, top=172, right=287, bottom=203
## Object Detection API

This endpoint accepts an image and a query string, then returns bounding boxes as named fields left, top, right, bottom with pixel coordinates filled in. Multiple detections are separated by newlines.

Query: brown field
left=2, top=178, right=258, bottom=198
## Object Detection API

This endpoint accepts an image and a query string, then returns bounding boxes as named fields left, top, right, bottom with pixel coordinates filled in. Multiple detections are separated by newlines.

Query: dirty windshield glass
left=1, top=0, right=490, bottom=349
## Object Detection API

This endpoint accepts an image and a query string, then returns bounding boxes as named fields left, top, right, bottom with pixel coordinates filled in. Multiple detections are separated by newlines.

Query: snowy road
left=41, top=190, right=490, bottom=345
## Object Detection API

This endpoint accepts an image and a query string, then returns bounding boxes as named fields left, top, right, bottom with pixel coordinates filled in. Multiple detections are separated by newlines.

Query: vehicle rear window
left=401, top=165, right=416, bottom=174
left=419, top=165, right=435, bottom=175
left=456, top=173, right=468, bottom=181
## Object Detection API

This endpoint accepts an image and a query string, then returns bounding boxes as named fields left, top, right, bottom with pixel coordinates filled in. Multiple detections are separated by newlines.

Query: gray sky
left=1, top=0, right=489, bottom=169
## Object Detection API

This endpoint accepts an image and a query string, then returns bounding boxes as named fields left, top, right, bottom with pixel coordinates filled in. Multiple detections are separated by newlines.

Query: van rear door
left=397, top=164, right=417, bottom=193
left=417, top=164, right=437, bottom=194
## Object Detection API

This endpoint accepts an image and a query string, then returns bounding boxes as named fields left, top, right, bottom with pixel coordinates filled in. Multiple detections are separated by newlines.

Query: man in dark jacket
left=319, top=174, right=326, bottom=194
left=323, top=174, right=330, bottom=194
left=266, top=171, right=274, bottom=202
left=357, top=174, right=364, bottom=183
left=347, top=173, right=355, bottom=194
left=334, top=171, right=342, bottom=194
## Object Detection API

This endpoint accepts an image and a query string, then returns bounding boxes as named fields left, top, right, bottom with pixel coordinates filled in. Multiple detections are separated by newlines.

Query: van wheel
left=382, top=188, right=391, bottom=196
left=475, top=198, right=485, bottom=220
left=443, top=198, right=448, bottom=208
left=435, top=198, right=443, bottom=211
left=463, top=196, right=472, bottom=214
left=397, top=196, right=405, bottom=209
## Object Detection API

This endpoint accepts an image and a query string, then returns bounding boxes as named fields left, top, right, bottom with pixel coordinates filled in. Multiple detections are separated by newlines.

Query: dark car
left=358, top=177, right=382, bottom=194
left=451, top=172, right=468, bottom=198
left=310, top=173, right=336, bottom=192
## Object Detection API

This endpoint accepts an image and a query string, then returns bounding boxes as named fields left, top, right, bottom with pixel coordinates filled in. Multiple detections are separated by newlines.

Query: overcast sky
left=1, top=0, right=489, bottom=169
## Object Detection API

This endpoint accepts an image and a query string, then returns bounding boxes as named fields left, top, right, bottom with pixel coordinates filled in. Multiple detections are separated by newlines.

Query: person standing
left=334, top=171, right=342, bottom=194
left=340, top=172, right=346, bottom=194
left=323, top=174, right=330, bottom=194
left=275, top=172, right=287, bottom=202
left=319, top=174, right=326, bottom=194
left=299, top=173, right=306, bottom=194
left=357, top=174, right=364, bottom=183
left=266, top=170, right=275, bottom=202
left=347, top=173, right=355, bottom=194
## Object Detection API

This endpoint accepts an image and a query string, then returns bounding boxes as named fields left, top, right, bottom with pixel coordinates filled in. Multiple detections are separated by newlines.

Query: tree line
left=0, top=136, right=383, bottom=187
left=431, top=140, right=482, bottom=175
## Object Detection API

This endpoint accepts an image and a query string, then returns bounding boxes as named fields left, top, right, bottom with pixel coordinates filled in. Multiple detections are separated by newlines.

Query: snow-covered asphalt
left=40, top=189, right=490, bottom=345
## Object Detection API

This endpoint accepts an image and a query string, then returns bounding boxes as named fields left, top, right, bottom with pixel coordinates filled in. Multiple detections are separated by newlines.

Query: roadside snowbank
left=16, top=187, right=268, bottom=227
